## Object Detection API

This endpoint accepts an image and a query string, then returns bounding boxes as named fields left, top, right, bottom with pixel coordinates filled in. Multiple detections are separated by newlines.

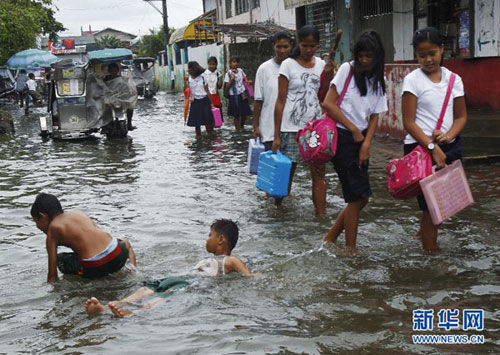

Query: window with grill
left=360, top=0, right=392, bottom=18
left=235, top=0, right=260, bottom=16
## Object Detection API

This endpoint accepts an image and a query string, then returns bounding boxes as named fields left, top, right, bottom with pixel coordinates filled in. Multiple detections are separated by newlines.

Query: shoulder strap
left=336, top=65, right=353, bottom=106
left=436, top=72, right=456, bottom=130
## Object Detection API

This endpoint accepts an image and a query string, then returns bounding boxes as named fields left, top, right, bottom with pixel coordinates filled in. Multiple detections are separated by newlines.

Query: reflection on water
left=0, top=94, right=499, bottom=353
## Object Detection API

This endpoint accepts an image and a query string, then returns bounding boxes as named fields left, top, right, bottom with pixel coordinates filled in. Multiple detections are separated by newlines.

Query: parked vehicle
left=127, top=57, right=156, bottom=99
left=40, top=49, right=137, bottom=140
left=0, top=67, right=16, bottom=101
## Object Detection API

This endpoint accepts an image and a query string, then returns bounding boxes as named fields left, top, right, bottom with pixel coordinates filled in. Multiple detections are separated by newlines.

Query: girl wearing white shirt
left=272, top=25, right=326, bottom=214
left=203, top=56, right=223, bottom=114
left=224, top=57, right=252, bottom=131
left=322, top=30, right=388, bottom=251
left=185, top=61, right=214, bottom=138
left=402, top=27, right=467, bottom=253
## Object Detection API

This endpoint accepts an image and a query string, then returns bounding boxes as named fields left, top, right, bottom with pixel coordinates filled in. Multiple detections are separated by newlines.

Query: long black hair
left=290, top=25, right=320, bottom=59
left=187, top=61, right=205, bottom=78
left=352, top=30, right=386, bottom=96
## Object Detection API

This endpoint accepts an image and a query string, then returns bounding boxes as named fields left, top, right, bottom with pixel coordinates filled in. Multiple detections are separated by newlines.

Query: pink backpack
left=296, top=67, right=353, bottom=165
left=386, top=73, right=456, bottom=199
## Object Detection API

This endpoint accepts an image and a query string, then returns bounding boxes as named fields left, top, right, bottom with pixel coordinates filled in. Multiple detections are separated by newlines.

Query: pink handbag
left=419, top=160, right=474, bottom=225
left=242, top=73, right=254, bottom=99
left=386, top=73, right=456, bottom=199
left=211, top=107, right=222, bottom=128
left=296, top=66, right=353, bottom=165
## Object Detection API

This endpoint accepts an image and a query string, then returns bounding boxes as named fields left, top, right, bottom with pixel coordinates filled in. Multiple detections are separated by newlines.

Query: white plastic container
left=247, top=138, right=265, bottom=174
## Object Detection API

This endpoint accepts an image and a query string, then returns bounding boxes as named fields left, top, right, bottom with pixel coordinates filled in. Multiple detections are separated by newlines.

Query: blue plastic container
left=247, top=138, right=265, bottom=174
left=256, top=151, right=292, bottom=197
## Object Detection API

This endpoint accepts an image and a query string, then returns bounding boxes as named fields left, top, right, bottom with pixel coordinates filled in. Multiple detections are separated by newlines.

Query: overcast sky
left=52, top=0, right=204, bottom=37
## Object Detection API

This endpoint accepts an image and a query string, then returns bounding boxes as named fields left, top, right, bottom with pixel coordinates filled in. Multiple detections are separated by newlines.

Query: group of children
left=30, top=24, right=467, bottom=317
left=31, top=193, right=250, bottom=317
left=185, top=56, right=253, bottom=137
left=251, top=25, right=466, bottom=254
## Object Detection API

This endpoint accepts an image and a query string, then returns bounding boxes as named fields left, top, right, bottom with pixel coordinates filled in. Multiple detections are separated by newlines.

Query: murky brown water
left=0, top=93, right=498, bottom=353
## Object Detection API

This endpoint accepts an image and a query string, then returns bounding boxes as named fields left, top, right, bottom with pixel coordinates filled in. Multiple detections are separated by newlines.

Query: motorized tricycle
left=126, top=57, right=156, bottom=99
left=40, top=48, right=137, bottom=140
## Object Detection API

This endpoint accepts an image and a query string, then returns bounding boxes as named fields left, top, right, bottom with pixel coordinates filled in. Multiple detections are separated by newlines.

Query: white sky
left=52, top=0, right=204, bottom=37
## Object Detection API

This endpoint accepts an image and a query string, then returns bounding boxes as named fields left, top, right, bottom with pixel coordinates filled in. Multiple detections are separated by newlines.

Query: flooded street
left=0, top=93, right=499, bottom=353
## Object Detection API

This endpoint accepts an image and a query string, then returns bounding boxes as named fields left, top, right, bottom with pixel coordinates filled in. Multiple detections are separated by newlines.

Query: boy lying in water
left=85, top=219, right=250, bottom=317
left=31, top=193, right=136, bottom=282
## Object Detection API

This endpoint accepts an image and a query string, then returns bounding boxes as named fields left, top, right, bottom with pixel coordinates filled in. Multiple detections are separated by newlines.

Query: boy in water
left=85, top=219, right=250, bottom=318
left=31, top=193, right=136, bottom=283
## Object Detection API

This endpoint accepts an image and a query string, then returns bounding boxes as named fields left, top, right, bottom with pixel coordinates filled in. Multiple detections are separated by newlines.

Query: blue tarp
left=87, top=48, right=133, bottom=63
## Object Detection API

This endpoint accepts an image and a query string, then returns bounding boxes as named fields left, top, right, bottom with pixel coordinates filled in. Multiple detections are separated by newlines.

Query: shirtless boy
left=31, top=193, right=136, bottom=282
left=85, top=219, right=249, bottom=317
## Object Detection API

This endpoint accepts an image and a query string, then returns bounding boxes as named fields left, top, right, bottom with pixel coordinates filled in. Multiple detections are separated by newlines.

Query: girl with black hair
left=272, top=25, right=327, bottom=214
left=204, top=56, right=224, bottom=116
left=224, top=57, right=252, bottom=131
left=322, top=30, right=388, bottom=251
left=401, top=27, right=467, bottom=253
left=185, top=61, right=215, bottom=137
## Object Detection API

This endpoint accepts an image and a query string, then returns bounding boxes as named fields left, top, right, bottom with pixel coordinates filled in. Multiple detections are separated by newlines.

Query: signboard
left=284, top=0, right=328, bottom=10
left=48, top=39, right=86, bottom=54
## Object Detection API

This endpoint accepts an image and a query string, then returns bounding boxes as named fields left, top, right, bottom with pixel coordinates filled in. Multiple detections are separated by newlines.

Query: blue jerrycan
left=256, top=151, right=292, bottom=197
left=247, top=138, right=265, bottom=174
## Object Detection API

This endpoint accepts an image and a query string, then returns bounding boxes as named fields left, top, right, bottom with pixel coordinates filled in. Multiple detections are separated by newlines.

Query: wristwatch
left=427, top=142, right=435, bottom=151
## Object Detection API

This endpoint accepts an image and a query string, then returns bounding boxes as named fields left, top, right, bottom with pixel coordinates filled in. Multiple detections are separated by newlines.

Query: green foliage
left=95, top=35, right=123, bottom=49
left=0, top=0, right=65, bottom=64
left=137, top=26, right=175, bottom=58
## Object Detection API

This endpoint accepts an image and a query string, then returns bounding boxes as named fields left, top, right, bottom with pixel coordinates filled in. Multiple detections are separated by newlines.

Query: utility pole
left=143, top=0, right=170, bottom=45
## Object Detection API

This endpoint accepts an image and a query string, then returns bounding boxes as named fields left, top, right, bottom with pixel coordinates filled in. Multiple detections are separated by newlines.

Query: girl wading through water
left=322, top=30, right=388, bottom=253
left=272, top=25, right=327, bottom=215
left=401, top=27, right=467, bottom=254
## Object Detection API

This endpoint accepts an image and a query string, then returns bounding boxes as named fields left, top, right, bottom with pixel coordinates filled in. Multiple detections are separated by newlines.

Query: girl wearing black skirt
left=224, top=57, right=252, bottom=132
left=185, top=61, right=215, bottom=137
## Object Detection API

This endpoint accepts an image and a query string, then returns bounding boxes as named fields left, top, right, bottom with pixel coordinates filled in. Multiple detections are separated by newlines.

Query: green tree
left=137, top=26, right=175, bottom=58
left=0, top=0, right=65, bottom=64
left=95, top=35, right=123, bottom=49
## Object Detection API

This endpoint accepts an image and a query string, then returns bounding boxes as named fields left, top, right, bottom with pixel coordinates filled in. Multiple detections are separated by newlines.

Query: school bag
left=386, top=72, right=456, bottom=199
left=242, top=72, right=254, bottom=99
left=295, top=66, right=353, bottom=165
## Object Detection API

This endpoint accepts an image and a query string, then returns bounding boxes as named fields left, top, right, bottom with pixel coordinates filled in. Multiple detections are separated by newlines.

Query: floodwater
left=0, top=93, right=498, bottom=354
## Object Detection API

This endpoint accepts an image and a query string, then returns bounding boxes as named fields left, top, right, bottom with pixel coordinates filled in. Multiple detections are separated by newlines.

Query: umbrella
left=6, top=49, right=60, bottom=69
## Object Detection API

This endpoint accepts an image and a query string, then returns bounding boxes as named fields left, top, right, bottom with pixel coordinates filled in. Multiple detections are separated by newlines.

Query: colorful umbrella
left=6, top=49, right=60, bottom=69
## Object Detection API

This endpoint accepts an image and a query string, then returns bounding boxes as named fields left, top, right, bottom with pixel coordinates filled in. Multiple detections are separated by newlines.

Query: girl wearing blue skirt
left=185, top=61, right=215, bottom=137
left=224, top=57, right=252, bottom=132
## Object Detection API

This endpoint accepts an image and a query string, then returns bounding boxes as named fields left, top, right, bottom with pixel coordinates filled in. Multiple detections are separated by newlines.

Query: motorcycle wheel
left=104, top=120, right=128, bottom=139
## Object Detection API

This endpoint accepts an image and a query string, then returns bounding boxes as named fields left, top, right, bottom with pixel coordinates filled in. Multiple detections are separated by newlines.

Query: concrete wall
left=220, top=0, right=296, bottom=29
left=378, top=64, right=419, bottom=139
left=475, top=0, right=500, bottom=57
left=392, top=0, right=413, bottom=61
left=226, top=40, right=274, bottom=80
left=444, top=57, right=500, bottom=109
left=157, top=43, right=225, bottom=92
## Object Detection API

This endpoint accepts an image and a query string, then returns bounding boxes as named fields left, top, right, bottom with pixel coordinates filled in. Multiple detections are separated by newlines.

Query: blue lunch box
left=256, top=151, right=292, bottom=197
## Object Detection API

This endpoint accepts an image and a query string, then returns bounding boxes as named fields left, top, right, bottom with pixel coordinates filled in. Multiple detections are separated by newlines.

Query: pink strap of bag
left=386, top=72, right=456, bottom=199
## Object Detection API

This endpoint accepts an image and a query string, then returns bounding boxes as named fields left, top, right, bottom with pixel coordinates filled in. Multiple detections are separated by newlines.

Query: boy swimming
left=31, top=193, right=136, bottom=282
left=84, top=219, right=250, bottom=317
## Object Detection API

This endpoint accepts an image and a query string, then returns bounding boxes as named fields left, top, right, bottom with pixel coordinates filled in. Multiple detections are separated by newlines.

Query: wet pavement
left=0, top=93, right=499, bottom=353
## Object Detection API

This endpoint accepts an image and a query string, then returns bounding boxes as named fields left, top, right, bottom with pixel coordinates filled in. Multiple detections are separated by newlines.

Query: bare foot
left=109, top=302, right=132, bottom=318
left=85, top=297, right=107, bottom=315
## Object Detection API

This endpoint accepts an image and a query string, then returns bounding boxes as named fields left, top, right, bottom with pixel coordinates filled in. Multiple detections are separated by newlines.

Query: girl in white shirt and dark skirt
left=185, top=61, right=215, bottom=138
left=322, top=30, right=388, bottom=252
left=224, top=57, right=252, bottom=132
left=402, top=27, right=467, bottom=254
